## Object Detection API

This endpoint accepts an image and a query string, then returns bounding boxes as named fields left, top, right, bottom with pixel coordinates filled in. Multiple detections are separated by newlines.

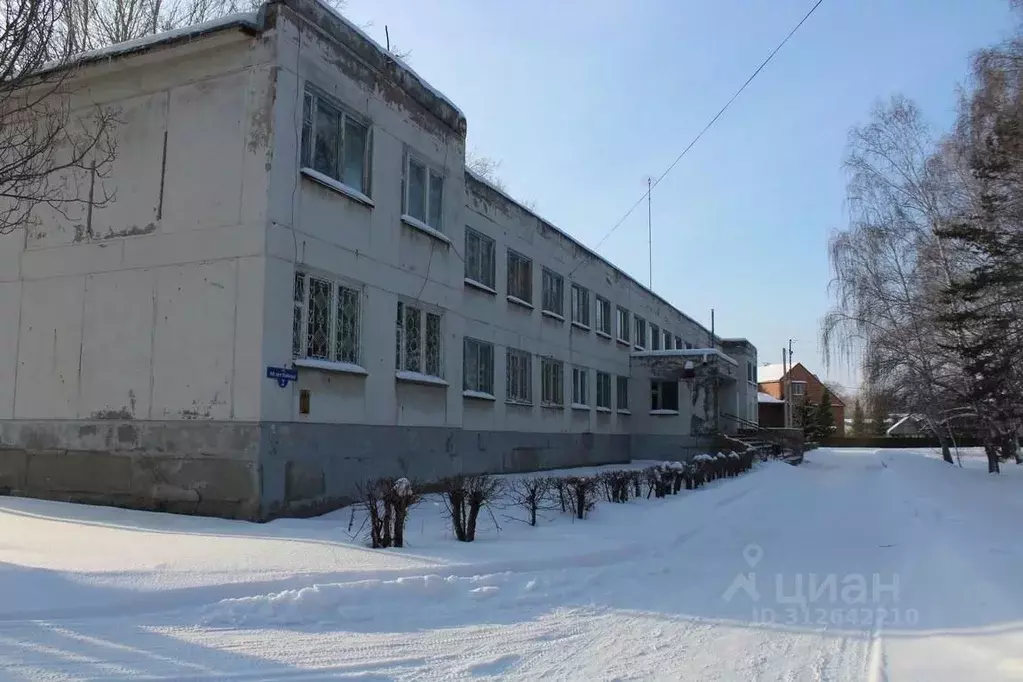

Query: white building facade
left=0, top=0, right=757, bottom=520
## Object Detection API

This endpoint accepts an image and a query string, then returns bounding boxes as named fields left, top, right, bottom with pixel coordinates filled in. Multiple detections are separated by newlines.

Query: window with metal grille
left=541, top=357, right=564, bottom=407
left=292, top=272, right=361, bottom=364
left=463, top=338, right=494, bottom=394
left=395, top=302, right=442, bottom=377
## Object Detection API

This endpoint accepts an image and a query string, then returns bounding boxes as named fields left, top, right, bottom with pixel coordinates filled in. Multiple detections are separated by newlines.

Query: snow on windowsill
left=506, top=399, right=534, bottom=408
left=634, top=346, right=646, bottom=352
left=596, top=331, right=613, bottom=340
left=616, top=409, right=632, bottom=415
left=462, top=390, right=496, bottom=401
left=507, top=295, right=534, bottom=310
left=650, top=409, right=680, bottom=416
left=571, top=321, right=591, bottom=332
left=571, top=403, right=590, bottom=411
left=616, top=338, right=631, bottom=347
left=300, top=168, right=375, bottom=208
left=542, top=310, right=565, bottom=322
left=293, top=358, right=368, bottom=375
left=464, top=278, right=497, bottom=295
left=401, top=214, right=451, bottom=245
left=596, top=406, right=612, bottom=413
left=395, top=371, right=449, bottom=387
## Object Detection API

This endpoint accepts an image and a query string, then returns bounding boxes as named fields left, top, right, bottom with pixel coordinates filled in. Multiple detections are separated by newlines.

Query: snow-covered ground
left=1, top=448, right=1021, bottom=680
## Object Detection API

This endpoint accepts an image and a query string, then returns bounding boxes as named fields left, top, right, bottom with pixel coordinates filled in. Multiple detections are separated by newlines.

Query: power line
left=584, top=0, right=826, bottom=258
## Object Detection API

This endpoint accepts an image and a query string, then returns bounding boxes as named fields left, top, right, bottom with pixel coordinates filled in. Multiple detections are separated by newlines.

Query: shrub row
left=352, top=450, right=759, bottom=546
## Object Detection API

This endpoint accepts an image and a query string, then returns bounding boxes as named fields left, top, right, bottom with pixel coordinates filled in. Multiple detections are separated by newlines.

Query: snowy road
left=1, top=449, right=1021, bottom=680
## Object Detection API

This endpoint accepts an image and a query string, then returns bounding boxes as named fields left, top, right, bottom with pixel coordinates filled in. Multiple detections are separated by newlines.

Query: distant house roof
left=758, top=391, right=784, bottom=404
left=757, top=363, right=790, bottom=383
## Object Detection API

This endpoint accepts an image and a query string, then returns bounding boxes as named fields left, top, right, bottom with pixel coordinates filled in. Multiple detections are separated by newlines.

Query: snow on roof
left=757, top=363, right=788, bottom=383
left=39, top=12, right=260, bottom=74
left=758, top=392, right=784, bottom=404
left=312, top=0, right=464, bottom=120
left=631, top=348, right=738, bottom=367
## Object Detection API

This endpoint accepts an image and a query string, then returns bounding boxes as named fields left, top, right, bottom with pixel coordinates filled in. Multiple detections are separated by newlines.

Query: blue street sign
left=266, top=366, right=298, bottom=388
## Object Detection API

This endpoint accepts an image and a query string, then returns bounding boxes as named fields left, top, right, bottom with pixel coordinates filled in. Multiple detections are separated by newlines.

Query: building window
left=465, top=228, right=495, bottom=289
left=404, top=153, right=444, bottom=230
left=507, top=250, right=532, bottom=303
left=747, top=360, right=755, bottom=384
left=463, top=338, right=494, bottom=394
left=541, top=357, right=564, bottom=407
left=683, top=340, right=691, bottom=350
left=571, top=284, right=590, bottom=327
left=596, top=372, right=611, bottom=409
left=651, top=380, right=680, bottom=411
left=506, top=348, right=532, bottom=404
left=293, top=272, right=361, bottom=364
left=664, top=330, right=673, bottom=350
left=542, top=268, right=565, bottom=317
left=616, top=376, right=629, bottom=410
left=651, top=324, right=660, bottom=350
left=791, top=382, right=806, bottom=397
left=395, top=302, right=442, bottom=377
left=301, top=89, right=371, bottom=195
left=595, top=296, right=612, bottom=335
left=634, top=316, right=647, bottom=349
left=616, top=307, right=631, bottom=343
left=572, top=366, right=588, bottom=406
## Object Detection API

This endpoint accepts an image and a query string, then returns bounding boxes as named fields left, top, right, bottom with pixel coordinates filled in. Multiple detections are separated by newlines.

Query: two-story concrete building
left=0, top=0, right=757, bottom=520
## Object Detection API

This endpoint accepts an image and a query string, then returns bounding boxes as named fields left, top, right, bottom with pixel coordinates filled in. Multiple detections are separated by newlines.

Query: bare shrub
left=356, top=477, right=421, bottom=548
left=597, top=470, right=632, bottom=503
left=562, top=476, right=596, bottom=519
left=507, top=476, right=556, bottom=527
left=440, top=474, right=504, bottom=542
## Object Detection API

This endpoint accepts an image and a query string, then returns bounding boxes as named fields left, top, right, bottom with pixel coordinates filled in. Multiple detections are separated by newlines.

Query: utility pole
left=647, top=177, right=653, bottom=289
left=785, top=339, right=794, bottom=429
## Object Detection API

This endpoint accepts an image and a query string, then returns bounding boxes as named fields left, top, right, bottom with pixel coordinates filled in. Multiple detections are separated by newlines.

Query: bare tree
left=466, top=149, right=506, bottom=191
left=1, top=0, right=118, bottom=236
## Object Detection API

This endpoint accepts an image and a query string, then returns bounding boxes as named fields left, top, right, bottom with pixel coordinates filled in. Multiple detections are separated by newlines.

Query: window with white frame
left=663, top=330, right=673, bottom=350
left=634, top=316, right=647, bottom=349
left=572, top=366, right=588, bottom=406
left=403, top=153, right=444, bottom=230
left=617, top=306, right=631, bottom=343
left=463, top=338, right=494, bottom=395
left=791, top=381, right=806, bottom=397
left=595, top=296, right=612, bottom=335
left=651, top=380, right=680, bottom=411
left=507, top=250, right=532, bottom=303
left=464, top=228, right=495, bottom=290
left=506, top=348, right=532, bottom=404
left=651, top=324, right=660, bottom=350
left=395, top=302, right=442, bottom=377
left=616, top=376, right=629, bottom=410
left=293, top=272, right=361, bottom=364
left=542, top=268, right=564, bottom=317
left=541, top=357, right=564, bottom=407
left=596, top=371, right=611, bottom=409
left=301, top=89, right=371, bottom=195
left=571, top=284, right=590, bottom=327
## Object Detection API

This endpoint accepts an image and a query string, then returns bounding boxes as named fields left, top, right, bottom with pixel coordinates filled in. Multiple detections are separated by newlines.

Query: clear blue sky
left=344, top=0, right=1015, bottom=395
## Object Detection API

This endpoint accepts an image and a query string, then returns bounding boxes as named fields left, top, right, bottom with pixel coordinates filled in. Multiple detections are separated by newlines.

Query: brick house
left=756, top=362, right=845, bottom=436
